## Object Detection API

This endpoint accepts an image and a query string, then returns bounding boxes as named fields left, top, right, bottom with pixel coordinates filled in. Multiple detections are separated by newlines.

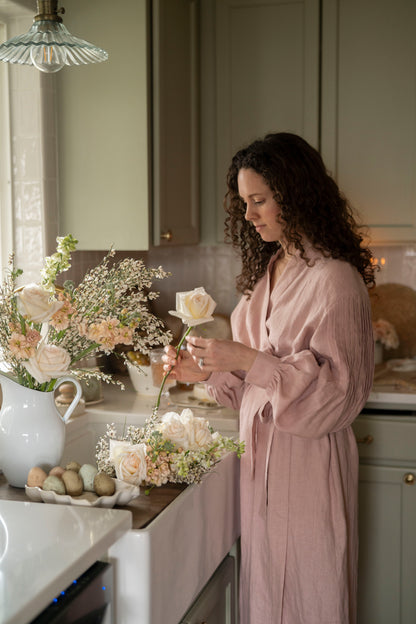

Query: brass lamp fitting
left=34, top=0, right=65, bottom=23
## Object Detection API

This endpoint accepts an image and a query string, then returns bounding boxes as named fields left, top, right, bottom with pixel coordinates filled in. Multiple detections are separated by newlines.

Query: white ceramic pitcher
left=0, top=374, right=82, bottom=488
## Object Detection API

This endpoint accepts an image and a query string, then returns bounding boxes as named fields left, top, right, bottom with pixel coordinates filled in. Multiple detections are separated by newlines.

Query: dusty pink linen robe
left=207, top=248, right=374, bottom=624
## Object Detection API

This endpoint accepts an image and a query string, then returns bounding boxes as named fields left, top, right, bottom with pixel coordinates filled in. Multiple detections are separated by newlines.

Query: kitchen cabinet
left=199, top=0, right=320, bottom=243
left=57, top=0, right=199, bottom=250
left=321, top=0, right=416, bottom=244
left=353, top=414, right=416, bottom=623
left=152, top=0, right=200, bottom=247
left=179, top=554, right=236, bottom=624
left=201, top=0, right=416, bottom=245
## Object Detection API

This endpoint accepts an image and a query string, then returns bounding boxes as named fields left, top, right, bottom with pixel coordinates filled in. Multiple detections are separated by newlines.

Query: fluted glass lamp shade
left=0, top=0, right=108, bottom=73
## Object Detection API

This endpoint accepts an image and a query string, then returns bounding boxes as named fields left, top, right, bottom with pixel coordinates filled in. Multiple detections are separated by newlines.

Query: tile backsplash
left=371, top=244, right=416, bottom=289
left=63, top=244, right=242, bottom=320
left=63, top=242, right=416, bottom=322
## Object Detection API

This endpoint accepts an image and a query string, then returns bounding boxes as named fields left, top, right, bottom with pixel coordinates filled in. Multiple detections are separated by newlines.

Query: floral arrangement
left=95, top=408, right=244, bottom=490
left=372, top=318, right=399, bottom=350
left=0, top=235, right=172, bottom=391
left=96, top=286, right=244, bottom=491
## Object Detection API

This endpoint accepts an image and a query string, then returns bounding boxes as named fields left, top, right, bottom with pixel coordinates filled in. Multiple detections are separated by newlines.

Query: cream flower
left=372, top=318, right=399, bottom=349
left=22, top=342, right=71, bottom=383
left=158, top=409, right=213, bottom=451
left=192, top=417, right=213, bottom=450
left=8, top=332, right=36, bottom=360
left=158, top=411, right=190, bottom=450
left=169, top=287, right=216, bottom=327
left=116, top=326, right=134, bottom=345
left=18, top=284, right=64, bottom=323
left=110, top=440, right=147, bottom=486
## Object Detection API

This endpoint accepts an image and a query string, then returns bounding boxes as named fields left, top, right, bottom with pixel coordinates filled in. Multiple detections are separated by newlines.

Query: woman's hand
left=185, top=336, right=258, bottom=374
left=162, top=345, right=211, bottom=383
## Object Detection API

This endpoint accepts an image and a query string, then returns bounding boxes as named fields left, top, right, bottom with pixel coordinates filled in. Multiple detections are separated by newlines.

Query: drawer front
left=352, top=416, right=416, bottom=464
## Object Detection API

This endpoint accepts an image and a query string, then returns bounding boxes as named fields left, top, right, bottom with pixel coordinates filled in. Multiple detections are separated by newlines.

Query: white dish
left=386, top=358, right=416, bottom=372
left=25, top=478, right=141, bottom=508
left=174, top=395, right=223, bottom=411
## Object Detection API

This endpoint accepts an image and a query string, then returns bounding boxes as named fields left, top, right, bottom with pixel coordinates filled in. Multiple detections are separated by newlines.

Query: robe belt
left=251, top=406, right=275, bottom=508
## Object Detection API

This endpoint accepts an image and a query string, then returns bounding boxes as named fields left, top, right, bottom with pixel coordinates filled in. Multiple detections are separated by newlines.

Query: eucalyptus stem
left=153, top=325, right=193, bottom=415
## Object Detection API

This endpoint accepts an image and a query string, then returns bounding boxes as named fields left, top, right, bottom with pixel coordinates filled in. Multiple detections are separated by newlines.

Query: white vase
left=0, top=374, right=82, bottom=488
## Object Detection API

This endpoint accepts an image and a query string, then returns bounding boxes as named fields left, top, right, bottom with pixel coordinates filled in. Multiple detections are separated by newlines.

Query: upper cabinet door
left=200, top=0, right=320, bottom=243
left=152, top=0, right=200, bottom=247
left=57, top=0, right=151, bottom=251
left=321, top=0, right=416, bottom=244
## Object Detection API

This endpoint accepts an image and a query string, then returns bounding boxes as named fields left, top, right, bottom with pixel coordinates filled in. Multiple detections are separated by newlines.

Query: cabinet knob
left=160, top=229, right=173, bottom=242
left=356, top=434, right=374, bottom=445
left=404, top=473, right=415, bottom=485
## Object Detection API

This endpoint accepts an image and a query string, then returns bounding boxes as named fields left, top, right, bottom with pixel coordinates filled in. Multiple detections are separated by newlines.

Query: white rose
left=111, top=442, right=147, bottom=486
left=179, top=409, right=196, bottom=449
left=18, top=283, right=63, bottom=323
left=191, top=416, right=213, bottom=449
left=168, top=287, right=216, bottom=327
left=158, top=411, right=190, bottom=450
left=109, top=439, right=132, bottom=463
left=23, top=343, right=71, bottom=383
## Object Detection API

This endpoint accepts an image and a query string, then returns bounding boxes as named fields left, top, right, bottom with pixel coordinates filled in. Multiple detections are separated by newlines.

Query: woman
left=164, top=132, right=375, bottom=624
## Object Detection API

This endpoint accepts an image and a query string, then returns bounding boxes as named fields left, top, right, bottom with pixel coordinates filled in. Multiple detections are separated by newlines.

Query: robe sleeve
left=243, top=293, right=374, bottom=438
left=207, top=370, right=247, bottom=410
left=208, top=291, right=373, bottom=439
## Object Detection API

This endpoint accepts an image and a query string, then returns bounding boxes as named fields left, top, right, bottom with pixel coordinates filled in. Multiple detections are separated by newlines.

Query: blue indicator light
left=72, top=580, right=77, bottom=585
left=102, top=586, right=106, bottom=591
left=61, top=591, right=65, bottom=596
left=53, top=598, right=58, bottom=603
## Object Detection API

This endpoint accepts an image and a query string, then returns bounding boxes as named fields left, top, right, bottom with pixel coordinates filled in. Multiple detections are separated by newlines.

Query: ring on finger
left=198, top=357, right=204, bottom=368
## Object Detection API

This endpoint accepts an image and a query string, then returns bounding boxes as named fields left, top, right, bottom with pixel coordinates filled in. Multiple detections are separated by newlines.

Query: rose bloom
left=192, top=418, right=213, bottom=450
left=23, top=342, right=71, bottom=384
left=178, top=408, right=213, bottom=450
left=169, top=287, right=216, bottom=327
left=18, top=283, right=63, bottom=323
left=110, top=440, right=147, bottom=486
left=158, top=411, right=190, bottom=450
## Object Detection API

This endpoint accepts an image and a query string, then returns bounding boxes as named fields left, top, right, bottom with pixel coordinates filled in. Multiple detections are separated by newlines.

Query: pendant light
left=0, top=0, right=108, bottom=73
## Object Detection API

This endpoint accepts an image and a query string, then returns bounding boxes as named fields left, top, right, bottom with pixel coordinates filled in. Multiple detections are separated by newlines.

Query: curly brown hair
left=224, top=132, right=376, bottom=295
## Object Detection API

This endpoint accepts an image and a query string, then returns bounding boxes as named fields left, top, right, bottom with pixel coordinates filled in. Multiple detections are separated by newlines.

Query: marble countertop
left=81, top=375, right=240, bottom=435
left=0, top=499, right=131, bottom=624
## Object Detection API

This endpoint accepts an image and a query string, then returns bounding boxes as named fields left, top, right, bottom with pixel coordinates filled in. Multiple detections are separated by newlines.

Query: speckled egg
left=79, top=463, right=98, bottom=492
left=49, top=466, right=65, bottom=478
left=27, top=466, right=48, bottom=488
left=94, top=472, right=116, bottom=497
left=65, top=461, right=81, bottom=473
left=62, top=470, right=84, bottom=496
left=42, top=475, right=66, bottom=495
